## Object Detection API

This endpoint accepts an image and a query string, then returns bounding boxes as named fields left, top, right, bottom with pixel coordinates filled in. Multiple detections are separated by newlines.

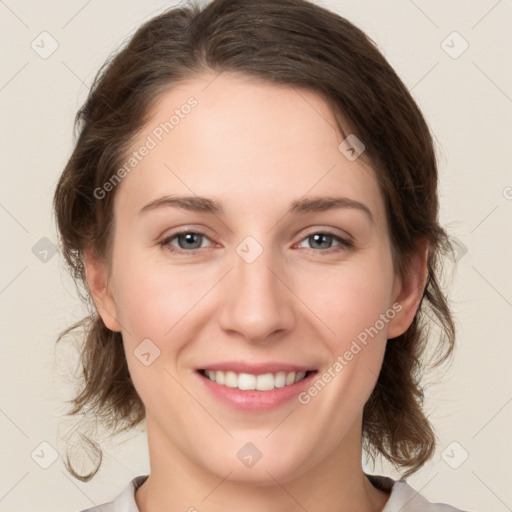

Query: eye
left=159, top=231, right=213, bottom=253
left=297, top=231, right=353, bottom=253
left=158, top=230, right=353, bottom=255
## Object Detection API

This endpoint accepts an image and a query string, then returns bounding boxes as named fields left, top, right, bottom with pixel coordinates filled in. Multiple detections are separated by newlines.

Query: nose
left=217, top=243, right=296, bottom=344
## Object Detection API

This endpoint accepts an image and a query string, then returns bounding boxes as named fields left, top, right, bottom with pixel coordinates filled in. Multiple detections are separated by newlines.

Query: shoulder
left=388, top=480, right=467, bottom=511
left=366, top=474, right=476, bottom=512
left=74, top=475, right=148, bottom=512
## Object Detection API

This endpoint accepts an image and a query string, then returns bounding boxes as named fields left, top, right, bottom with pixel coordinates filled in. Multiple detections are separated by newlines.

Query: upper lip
left=198, top=361, right=316, bottom=375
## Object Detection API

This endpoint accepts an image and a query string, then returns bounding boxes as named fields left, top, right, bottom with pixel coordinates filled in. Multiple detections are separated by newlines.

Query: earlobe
left=83, top=248, right=121, bottom=332
left=386, top=240, right=429, bottom=340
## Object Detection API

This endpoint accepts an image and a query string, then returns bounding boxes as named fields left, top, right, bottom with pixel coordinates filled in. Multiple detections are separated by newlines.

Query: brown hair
left=54, top=0, right=456, bottom=481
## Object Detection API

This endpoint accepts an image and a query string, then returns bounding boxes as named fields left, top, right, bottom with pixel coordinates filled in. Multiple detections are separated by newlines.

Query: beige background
left=1, top=0, right=511, bottom=510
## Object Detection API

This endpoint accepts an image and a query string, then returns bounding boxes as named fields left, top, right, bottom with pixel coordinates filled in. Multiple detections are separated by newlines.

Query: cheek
left=114, top=274, right=178, bottom=341
left=109, top=248, right=218, bottom=402
left=110, top=256, right=201, bottom=411
left=297, top=256, right=395, bottom=345
left=111, top=245, right=206, bottom=343
left=294, top=252, right=394, bottom=408
left=298, top=277, right=391, bottom=438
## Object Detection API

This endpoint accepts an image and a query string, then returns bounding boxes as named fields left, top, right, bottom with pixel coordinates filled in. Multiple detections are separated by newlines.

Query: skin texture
left=85, top=72, right=428, bottom=512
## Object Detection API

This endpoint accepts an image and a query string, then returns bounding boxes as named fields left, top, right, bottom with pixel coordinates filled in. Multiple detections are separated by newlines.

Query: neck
left=135, top=415, right=390, bottom=512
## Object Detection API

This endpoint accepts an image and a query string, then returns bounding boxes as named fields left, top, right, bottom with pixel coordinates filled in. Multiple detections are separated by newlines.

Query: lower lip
left=196, top=370, right=317, bottom=412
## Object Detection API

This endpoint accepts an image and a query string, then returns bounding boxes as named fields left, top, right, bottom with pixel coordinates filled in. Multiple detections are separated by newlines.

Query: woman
left=53, top=0, right=472, bottom=510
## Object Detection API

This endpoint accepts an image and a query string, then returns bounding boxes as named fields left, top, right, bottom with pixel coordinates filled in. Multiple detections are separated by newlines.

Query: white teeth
left=202, top=370, right=309, bottom=391
left=224, top=371, right=237, bottom=388
left=274, top=371, right=286, bottom=388
left=238, top=373, right=256, bottom=390
left=295, top=371, right=306, bottom=383
left=256, top=373, right=274, bottom=391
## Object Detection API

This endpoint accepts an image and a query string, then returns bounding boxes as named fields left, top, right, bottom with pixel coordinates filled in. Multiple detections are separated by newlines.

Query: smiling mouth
left=198, top=369, right=316, bottom=391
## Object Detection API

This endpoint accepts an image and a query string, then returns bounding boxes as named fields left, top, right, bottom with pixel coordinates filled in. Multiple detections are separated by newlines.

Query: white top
left=76, top=474, right=472, bottom=512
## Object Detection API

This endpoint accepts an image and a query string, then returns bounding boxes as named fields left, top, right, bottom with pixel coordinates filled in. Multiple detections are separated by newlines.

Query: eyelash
left=158, top=230, right=354, bottom=255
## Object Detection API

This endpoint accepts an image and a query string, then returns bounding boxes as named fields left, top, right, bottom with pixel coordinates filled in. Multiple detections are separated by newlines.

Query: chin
left=198, top=439, right=315, bottom=487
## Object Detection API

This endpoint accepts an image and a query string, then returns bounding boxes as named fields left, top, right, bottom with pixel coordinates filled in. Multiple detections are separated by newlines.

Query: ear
left=83, top=248, right=121, bottom=332
left=386, top=239, right=429, bottom=340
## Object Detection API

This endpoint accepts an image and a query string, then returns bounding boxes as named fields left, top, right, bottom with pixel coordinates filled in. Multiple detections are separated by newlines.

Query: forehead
left=115, top=72, right=386, bottom=227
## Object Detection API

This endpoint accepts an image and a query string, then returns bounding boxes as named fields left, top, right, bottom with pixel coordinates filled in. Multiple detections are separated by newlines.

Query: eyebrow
left=139, top=195, right=374, bottom=222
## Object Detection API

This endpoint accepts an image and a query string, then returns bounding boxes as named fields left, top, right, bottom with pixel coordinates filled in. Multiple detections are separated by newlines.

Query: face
left=88, top=72, right=423, bottom=485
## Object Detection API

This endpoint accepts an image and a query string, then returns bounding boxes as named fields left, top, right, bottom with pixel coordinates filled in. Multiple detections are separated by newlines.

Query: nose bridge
left=218, top=236, right=295, bottom=342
